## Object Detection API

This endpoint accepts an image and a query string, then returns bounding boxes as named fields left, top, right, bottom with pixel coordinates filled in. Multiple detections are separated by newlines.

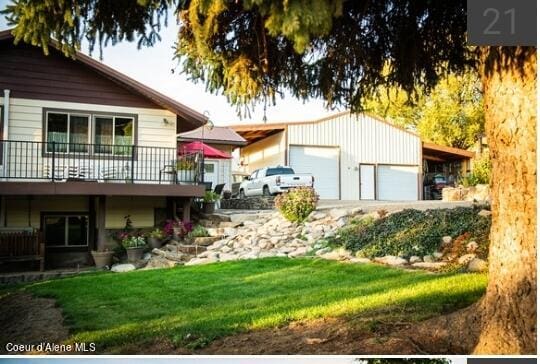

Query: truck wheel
left=239, top=189, right=246, bottom=199
left=263, top=186, right=271, bottom=196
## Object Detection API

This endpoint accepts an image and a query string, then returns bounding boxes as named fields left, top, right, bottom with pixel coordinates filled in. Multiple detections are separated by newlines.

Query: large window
left=43, top=214, right=89, bottom=247
left=44, top=109, right=135, bottom=155
left=94, top=115, right=134, bottom=155
left=45, top=112, right=90, bottom=153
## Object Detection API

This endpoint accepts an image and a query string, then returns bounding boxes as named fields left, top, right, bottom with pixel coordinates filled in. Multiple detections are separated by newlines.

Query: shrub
left=189, top=225, right=209, bottom=238
left=460, top=152, right=491, bottom=186
left=148, top=228, right=165, bottom=239
left=330, top=206, right=491, bottom=258
left=274, top=187, right=318, bottom=223
left=203, top=191, right=220, bottom=202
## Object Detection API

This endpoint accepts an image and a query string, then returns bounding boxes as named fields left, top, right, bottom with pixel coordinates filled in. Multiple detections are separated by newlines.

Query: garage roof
left=422, top=142, right=475, bottom=161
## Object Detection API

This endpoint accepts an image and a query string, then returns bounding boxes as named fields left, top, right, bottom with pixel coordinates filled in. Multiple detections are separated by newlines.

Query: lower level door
left=359, top=164, right=376, bottom=200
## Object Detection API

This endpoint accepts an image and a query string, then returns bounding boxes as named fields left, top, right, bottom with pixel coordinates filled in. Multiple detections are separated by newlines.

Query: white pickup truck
left=238, top=166, right=314, bottom=198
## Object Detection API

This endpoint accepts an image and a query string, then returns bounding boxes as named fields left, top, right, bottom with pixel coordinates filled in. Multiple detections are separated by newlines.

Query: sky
left=0, top=1, right=343, bottom=126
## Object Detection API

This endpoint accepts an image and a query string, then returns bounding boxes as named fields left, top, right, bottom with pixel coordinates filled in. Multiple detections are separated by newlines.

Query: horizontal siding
left=240, top=131, right=286, bottom=173
left=0, top=41, right=159, bottom=109
left=287, top=114, right=421, bottom=200
left=1, top=97, right=177, bottom=148
left=4, top=196, right=165, bottom=229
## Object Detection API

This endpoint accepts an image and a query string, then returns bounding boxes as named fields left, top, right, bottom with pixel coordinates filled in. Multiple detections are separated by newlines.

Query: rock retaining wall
left=220, top=197, right=275, bottom=210
left=442, top=184, right=490, bottom=202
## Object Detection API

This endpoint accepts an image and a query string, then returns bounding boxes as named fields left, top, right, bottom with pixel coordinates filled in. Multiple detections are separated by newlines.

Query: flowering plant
left=121, top=234, right=146, bottom=249
left=163, top=219, right=193, bottom=239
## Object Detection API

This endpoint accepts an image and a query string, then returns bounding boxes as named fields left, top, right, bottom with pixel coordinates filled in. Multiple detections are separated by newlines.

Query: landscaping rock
left=467, top=258, right=488, bottom=272
left=433, top=252, right=443, bottom=260
left=111, top=264, right=136, bottom=273
left=307, top=211, right=327, bottom=221
left=458, top=254, right=476, bottom=265
left=442, top=236, right=453, bottom=245
left=350, top=257, right=371, bottom=264
left=329, top=208, right=348, bottom=220
left=466, top=241, right=479, bottom=252
left=423, top=255, right=435, bottom=263
left=478, top=209, right=492, bottom=217
left=143, top=253, right=152, bottom=261
left=315, top=247, right=332, bottom=256
left=374, top=255, right=408, bottom=266
left=143, top=257, right=179, bottom=270
left=185, top=257, right=218, bottom=266
left=412, top=262, right=447, bottom=270
left=409, top=256, right=422, bottom=264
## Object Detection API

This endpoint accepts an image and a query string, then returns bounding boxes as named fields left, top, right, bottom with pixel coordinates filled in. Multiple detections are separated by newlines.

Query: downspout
left=0, top=90, right=9, bottom=227
left=2, top=89, right=10, bottom=171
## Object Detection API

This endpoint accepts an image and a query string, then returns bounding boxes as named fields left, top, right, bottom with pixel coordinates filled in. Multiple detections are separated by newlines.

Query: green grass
left=16, top=258, right=486, bottom=351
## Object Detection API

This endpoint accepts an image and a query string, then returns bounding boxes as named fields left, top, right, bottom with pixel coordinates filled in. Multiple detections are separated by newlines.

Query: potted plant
left=222, top=190, right=232, bottom=199
left=147, top=228, right=165, bottom=249
left=121, top=234, right=147, bottom=262
left=202, top=191, right=220, bottom=214
left=177, top=158, right=196, bottom=183
left=91, top=249, right=114, bottom=268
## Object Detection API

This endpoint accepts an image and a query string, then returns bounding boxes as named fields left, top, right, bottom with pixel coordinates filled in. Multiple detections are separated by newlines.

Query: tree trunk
left=474, top=47, right=537, bottom=354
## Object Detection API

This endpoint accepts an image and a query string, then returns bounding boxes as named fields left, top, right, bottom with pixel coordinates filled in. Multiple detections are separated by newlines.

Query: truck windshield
left=266, top=168, right=295, bottom=176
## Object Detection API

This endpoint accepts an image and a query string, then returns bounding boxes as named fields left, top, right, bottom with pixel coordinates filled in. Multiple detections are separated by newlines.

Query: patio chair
left=159, top=162, right=177, bottom=184
left=43, top=164, right=67, bottom=181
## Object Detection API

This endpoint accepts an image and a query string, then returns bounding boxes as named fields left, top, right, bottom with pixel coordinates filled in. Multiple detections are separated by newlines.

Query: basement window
left=43, top=214, right=89, bottom=247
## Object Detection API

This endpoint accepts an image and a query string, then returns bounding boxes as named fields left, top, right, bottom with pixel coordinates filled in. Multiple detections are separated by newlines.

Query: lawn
left=17, top=258, right=486, bottom=352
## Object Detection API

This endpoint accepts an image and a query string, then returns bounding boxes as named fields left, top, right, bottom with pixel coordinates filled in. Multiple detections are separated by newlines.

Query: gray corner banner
left=468, top=359, right=537, bottom=364
left=467, top=0, right=537, bottom=46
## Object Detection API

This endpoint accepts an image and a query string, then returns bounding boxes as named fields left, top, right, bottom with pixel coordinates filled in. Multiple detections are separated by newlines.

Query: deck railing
left=0, top=140, right=203, bottom=184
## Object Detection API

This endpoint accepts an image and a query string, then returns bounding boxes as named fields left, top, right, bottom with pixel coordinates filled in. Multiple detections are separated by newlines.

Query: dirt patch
left=0, top=292, right=69, bottom=354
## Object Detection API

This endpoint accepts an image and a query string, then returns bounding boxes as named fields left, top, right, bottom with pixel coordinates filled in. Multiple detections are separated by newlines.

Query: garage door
left=377, top=165, right=419, bottom=201
left=289, top=146, right=339, bottom=199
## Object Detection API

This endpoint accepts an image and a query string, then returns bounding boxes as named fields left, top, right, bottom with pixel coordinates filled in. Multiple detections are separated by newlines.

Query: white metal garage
left=289, top=145, right=340, bottom=199
left=377, top=165, right=419, bottom=200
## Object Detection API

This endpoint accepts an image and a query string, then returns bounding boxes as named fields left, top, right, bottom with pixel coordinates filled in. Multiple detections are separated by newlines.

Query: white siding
left=0, top=97, right=178, bottom=147
left=240, top=131, right=286, bottom=172
left=287, top=113, right=421, bottom=200
left=0, top=97, right=179, bottom=181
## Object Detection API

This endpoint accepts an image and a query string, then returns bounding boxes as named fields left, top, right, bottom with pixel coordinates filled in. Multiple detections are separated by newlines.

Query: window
left=46, top=112, right=90, bottom=153
left=250, top=170, right=258, bottom=180
left=43, top=214, right=89, bottom=247
left=204, top=163, right=215, bottom=174
left=44, top=109, right=135, bottom=155
left=94, top=115, right=134, bottom=155
left=266, top=167, right=294, bottom=176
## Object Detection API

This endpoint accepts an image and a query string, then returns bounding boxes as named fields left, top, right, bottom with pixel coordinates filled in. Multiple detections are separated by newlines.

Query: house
left=231, top=111, right=474, bottom=200
left=178, top=126, right=246, bottom=190
left=0, top=30, right=208, bottom=268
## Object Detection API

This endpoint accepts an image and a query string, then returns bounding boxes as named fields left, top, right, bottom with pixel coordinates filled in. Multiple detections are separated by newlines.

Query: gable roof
left=0, top=29, right=207, bottom=130
left=229, top=111, right=419, bottom=144
left=178, top=126, right=247, bottom=146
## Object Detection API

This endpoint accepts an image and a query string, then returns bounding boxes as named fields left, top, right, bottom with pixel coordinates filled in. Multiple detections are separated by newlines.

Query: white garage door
left=377, top=165, right=419, bottom=201
left=289, top=146, right=339, bottom=199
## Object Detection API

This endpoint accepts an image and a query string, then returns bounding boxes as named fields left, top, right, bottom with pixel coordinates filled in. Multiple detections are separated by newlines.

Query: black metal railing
left=0, top=140, right=203, bottom=184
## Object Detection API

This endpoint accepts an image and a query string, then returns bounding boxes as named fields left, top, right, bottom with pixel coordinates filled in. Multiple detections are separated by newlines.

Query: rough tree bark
left=473, top=46, right=537, bottom=354
left=406, top=47, right=536, bottom=355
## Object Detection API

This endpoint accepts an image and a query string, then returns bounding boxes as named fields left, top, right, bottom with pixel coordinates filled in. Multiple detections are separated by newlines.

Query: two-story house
left=0, top=29, right=207, bottom=268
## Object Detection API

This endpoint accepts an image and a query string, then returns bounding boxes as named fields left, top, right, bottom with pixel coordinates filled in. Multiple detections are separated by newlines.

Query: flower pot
left=91, top=250, right=114, bottom=268
left=223, top=191, right=232, bottom=200
left=126, top=247, right=145, bottom=262
left=203, top=202, right=215, bottom=214
left=148, top=237, right=163, bottom=249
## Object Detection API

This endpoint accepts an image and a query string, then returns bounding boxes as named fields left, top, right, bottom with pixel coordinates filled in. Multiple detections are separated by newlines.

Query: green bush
left=189, top=225, right=209, bottom=238
left=274, top=187, right=318, bottom=223
left=329, top=206, right=491, bottom=258
left=461, top=153, right=491, bottom=186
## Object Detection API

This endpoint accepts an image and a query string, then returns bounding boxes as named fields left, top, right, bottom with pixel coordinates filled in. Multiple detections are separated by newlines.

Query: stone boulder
left=467, top=258, right=488, bottom=272
left=374, top=255, right=408, bottom=266
left=111, top=263, right=136, bottom=273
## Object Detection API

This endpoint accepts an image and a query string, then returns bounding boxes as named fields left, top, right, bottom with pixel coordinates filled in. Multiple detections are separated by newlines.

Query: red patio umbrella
left=179, top=141, right=231, bottom=159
